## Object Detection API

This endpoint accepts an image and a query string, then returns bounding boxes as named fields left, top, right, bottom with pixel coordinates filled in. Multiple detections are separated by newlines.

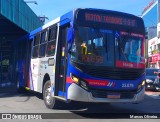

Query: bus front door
left=55, top=26, right=68, bottom=98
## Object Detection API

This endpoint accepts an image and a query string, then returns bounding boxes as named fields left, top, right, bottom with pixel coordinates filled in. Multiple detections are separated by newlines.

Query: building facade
left=142, top=0, right=160, bottom=68
left=0, top=0, right=43, bottom=83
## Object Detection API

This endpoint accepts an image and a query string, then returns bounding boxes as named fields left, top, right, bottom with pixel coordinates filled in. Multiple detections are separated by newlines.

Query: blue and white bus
left=15, top=8, right=146, bottom=109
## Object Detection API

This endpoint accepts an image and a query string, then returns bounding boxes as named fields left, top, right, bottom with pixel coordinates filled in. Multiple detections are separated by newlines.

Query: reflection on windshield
left=70, top=27, right=114, bottom=66
left=116, top=34, right=144, bottom=63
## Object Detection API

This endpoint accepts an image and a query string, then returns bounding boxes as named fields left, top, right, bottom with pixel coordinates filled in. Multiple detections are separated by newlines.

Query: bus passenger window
left=34, top=33, right=40, bottom=46
left=32, top=33, right=40, bottom=58
left=46, top=26, right=57, bottom=56
left=32, top=46, right=39, bottom=58
left=39, top=30, right=47, bottom=57
left=46, top=41, right=56, bottom=56
left=48, top=26, right=57, bottom=41
left=40, top=31, right=47, bottom=44
left=39, top=43, right=47, bottom=57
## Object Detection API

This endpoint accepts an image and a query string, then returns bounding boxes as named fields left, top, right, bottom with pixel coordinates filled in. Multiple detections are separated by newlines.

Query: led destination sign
left=85, top=13, right=136, bottom=27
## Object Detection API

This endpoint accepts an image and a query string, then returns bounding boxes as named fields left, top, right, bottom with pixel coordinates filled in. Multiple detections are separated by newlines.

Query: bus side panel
left=30, top=58, right=40, bottom=92
left=39, top=57, right=55, bottom=93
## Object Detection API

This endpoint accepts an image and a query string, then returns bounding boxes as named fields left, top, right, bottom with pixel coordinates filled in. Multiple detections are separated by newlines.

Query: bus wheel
left=43, top=80, right=59, bottom=109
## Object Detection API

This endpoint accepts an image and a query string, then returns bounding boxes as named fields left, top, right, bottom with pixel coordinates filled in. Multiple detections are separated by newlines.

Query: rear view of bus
left=65, top=8, right=145, bottom=105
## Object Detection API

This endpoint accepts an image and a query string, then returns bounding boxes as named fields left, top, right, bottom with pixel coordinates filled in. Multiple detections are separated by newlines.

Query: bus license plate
left=107, top=93, right=120, bottom=99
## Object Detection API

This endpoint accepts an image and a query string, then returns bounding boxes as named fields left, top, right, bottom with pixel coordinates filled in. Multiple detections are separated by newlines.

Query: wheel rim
left=45, top=85, right=52, bottom=105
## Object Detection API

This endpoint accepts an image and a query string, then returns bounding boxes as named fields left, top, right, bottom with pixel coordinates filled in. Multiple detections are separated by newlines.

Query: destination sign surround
left=85, top=13, right=136, bottom=27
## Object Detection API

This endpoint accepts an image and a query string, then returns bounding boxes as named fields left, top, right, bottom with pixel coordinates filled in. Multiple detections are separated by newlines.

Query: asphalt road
left=0, top=87, right=160, bottom=120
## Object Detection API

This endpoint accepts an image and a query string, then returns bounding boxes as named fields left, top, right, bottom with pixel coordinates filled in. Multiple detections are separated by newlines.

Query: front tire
left=43, top=80, right=59, bottom=109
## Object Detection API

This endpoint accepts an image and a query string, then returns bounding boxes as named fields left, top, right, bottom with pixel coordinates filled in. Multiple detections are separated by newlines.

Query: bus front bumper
left=67, top=83, right=144, bottom=103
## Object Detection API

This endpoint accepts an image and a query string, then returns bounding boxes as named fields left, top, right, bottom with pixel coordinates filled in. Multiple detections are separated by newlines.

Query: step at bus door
left=55, top=26, right=68, bottom=98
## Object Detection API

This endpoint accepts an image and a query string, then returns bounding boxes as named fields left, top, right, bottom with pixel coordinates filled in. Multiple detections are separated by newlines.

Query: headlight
left=70, top=73, right=79, bottom=84
left=70, top=73, right=88, bottom=90
left=146, top=79, right=153, bottom=83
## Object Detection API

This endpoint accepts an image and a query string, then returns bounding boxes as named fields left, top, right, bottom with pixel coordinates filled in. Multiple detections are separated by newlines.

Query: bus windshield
left=70, top=26, right=114, bottom=66
left=70, top=27, right=144, bottom=68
